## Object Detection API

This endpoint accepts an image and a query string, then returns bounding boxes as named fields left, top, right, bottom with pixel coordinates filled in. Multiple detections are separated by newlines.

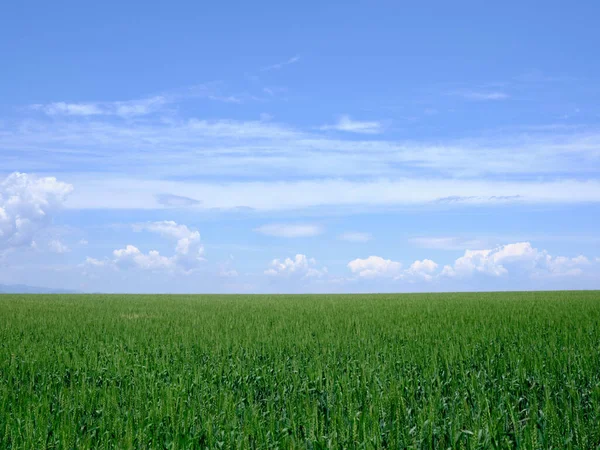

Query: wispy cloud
left=261, top=55, right=300, bottom=71
left=514, top=70, right=578, bottom=84
left=263, top=87, right=287, bottom=96
left=254, top=224, right=323, bottom=238
left=207, top=95, right=244, bottom=104
left=28, top=82, right=248, bottom=118
left=409, top=236, right=490, bottom=250
left=7, top=88, right=600, bottom=214
left=31, top=102, right=104, bottom=116
left=5, top=114, right=600, bottom=183
left=338, top=232, right=373, bottom=243
left=320, top=115, right=383, bottom=134
left=155, top=194, right=201, bottom=207
left=63, top=177, right=600, bottom=211
left=31, top=96, right=169, bottom=117
left=450, top=90, right=509, bottom=101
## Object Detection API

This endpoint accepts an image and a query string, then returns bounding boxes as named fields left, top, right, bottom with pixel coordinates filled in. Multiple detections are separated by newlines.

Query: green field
left=1, top=292, right=600, bottom=449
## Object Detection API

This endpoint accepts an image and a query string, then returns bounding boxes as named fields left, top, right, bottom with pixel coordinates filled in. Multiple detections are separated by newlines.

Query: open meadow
left=1, top=291, right=600, bottom=449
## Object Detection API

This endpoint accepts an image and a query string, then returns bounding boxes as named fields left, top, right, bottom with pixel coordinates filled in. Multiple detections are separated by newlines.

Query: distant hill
left=0, top=284, right=79, bottom=294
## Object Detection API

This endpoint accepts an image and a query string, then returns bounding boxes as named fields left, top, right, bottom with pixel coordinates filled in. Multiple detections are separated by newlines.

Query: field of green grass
left=1, top=292, right=600, bottom=449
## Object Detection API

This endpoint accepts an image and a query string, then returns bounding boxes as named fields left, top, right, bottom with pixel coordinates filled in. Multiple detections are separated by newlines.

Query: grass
left=1, top=291, right=600, bottom=449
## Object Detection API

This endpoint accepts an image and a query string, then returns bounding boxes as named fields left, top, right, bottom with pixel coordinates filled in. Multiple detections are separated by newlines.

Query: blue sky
left=1, top=0, right=599, bottom=293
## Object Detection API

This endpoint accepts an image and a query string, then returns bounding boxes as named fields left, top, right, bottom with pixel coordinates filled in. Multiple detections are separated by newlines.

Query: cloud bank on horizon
left=1, top=0, right=599, bottom=292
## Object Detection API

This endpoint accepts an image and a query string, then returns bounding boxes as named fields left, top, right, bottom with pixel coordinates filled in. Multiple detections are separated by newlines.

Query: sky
left=1, top=0, right=600, bottom=293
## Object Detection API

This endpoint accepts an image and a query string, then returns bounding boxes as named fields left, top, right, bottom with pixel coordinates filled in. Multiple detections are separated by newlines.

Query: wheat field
left=1, top=292, right=600, bottom=449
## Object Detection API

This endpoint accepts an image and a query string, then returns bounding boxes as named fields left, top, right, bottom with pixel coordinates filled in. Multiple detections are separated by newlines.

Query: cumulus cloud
left=265, top=254, right=327, bottom=278
left=48, top=239, right=70, bottom=254
left=87, top=221, right=205, bottom=273
left=0, top=172, right=73, bottom=251
left=347, top=256, right=403, bottom=278
left=83, top=257, right=107, bottom=267
left=347, top=256, right=439, bottom=281
left=113, top=245, right=176, bottom=270
left=544, top=255, right=590, bottom=277
left=132, top=221, right=204, bottom=263
left=134, top=220, right=199, bottom=241
left=254, top=223, right=323, bottom=238
left=346, top=242, right=595, bottom=283
left=403, top=259, right=439, bottom=281
left=80, top=256, right=114, bottom=278
left=320, top=115, right=383, bottom=134
left=441, top=242, right=591, bottom=278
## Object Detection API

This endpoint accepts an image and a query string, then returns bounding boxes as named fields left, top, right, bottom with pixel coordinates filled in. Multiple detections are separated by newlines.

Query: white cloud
left=113, top=96, right=168, bottom=117
left=219, top=268, right=239, bottom=278
left=79, top=239, right=88, bottom=245
left=83, top=257, right=106, bottom=267
left=404, top=259, right=438, bottom=281
left=254, top=224, right=323, bottom=238
left=411, top=259, right=438, bottom=272
left=441, top=242, right=592, bottom=278
left=0, top=173, right=73, bottom=251
left=451, top=90, right=509, bottom=101
left=409, top=237, right=488, bottom=250
left=320, top=115, right=383, bottom=134
left=113, top=245, right=175, bottom=270
left=265, top=254, right=327, bottom=278
left=48, top=239, right=70, bottom=254
left=155, top=194, right=201, bottom=207
left=133, top=220, right=198, bottom=242
left=64, top=177, right=600, bottom=211
left=7, top=114, right=600, bottom=187
left=33, top=102, right=104, bottom=116
left=338, top=232, right=373, bottom=242
left=33, top=96, right=168, bottom=118
left=135, top=221, right=205, bottom=269
left=261, top=55, right=300, bottom=71
left=345, top=243, right=595, bottom=283
left=88, top=221, right=205, bottom=273
left=8, top=90, right=600, bottom=217
left=208, top=95, right=243, bottom=104
left=217, top=255, right=239, bottom=278
left=544, top=254, right=590, bottom=277
left=442, top=243, right=532, bottom=277
left=347, top=256, right=402, bottom=278
left=347, top=256, right=439, bottom=281
left=262, top=87, right=287, bottom=97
